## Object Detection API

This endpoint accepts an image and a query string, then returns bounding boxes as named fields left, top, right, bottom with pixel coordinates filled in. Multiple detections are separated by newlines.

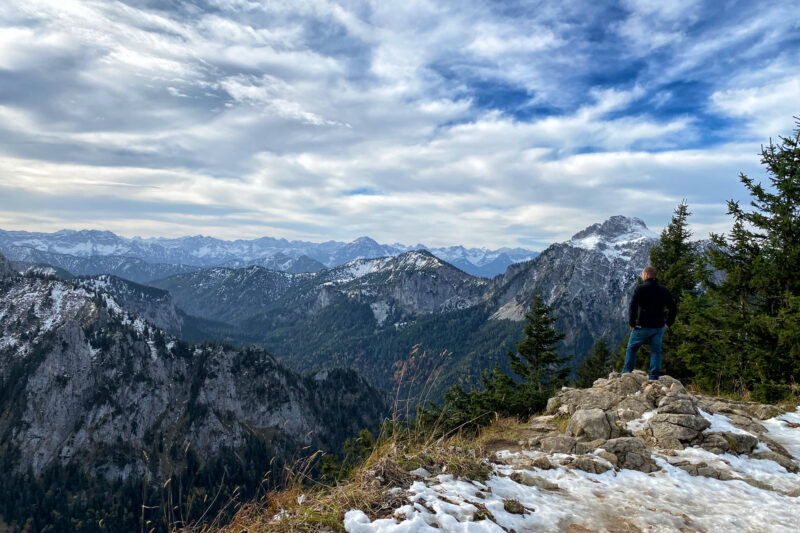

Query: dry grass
left=188, top=425, right=493, bottom=533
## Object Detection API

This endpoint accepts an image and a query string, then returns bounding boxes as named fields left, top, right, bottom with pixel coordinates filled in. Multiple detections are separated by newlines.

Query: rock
left=529, top=415, right=558, bottom=432
left=567, top=409, right=611, bottom=441
left=615, top=397, right=654, bottom=421
left=596, top=451, right=619, bottom=468
left=539, top=435, right=577, bottom=454
left=751, top=451, right=800, bottom=474
left=510, top=471, right=561, bottom=490
left=532, top=456, right=555, bottom=470
left=604, top=374, right=643, bottom=397
left=700, top=430, right=761, bottom=456
left=658, top=375, right=683, bottom=388
left=602, top=437, right=657, bottom=473
left=672, top=460, right=736, bottom=480
left=646, top=413, right=711, bottom=449
left=575, top=439, right=608, bottom=455
left=568, top=455, right=613, bottom=474
left=657, top=393, right=698, bottom=415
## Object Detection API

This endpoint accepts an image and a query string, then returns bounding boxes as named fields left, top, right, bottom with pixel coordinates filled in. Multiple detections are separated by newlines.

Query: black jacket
left=628, top=278, right=677, bottom=328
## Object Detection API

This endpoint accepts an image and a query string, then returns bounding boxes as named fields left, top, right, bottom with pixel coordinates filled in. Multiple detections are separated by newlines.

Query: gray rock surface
left=0, top=272, right=387, bottom=482
left=566, top=409, right=612, bottom=441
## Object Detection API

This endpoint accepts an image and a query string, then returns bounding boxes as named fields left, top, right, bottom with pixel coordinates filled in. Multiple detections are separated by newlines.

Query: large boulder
left=700, top=431, right=759, bottom=455
left=602, top=437, right=658, bottom=473
left=644, top=413, right=711, bottom=449
left=566, top=409, right=611, bottom=441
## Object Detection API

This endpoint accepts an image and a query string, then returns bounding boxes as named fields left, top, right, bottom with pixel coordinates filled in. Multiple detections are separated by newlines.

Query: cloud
left=0, top=0, right=797, bottom=248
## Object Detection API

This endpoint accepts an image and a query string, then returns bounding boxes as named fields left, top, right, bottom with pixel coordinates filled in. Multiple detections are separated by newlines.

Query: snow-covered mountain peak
left=567, top=215, right=658, bottom=260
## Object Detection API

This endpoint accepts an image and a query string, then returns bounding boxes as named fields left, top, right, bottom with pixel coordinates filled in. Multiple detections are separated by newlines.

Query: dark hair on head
left=643, top=266, right=657, bottom=278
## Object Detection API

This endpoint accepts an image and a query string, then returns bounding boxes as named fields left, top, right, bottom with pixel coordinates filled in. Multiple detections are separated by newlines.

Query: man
left=623, top=266, right=677, bottom=381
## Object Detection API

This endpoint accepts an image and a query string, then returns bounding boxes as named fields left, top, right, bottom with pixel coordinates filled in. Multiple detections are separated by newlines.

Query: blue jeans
left=623, top=327, right=666, bottom=380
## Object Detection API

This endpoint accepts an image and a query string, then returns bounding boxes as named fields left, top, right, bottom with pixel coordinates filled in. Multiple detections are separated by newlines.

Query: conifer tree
left=648, top=201, right=700, bottom=379
left=508, top=295, right=569, bottom=396
left=680, top=120, right=800, bottom=400
left=650, top=201, right=699, bottom=304
left=419, top=295, right=569, bottom=432
left=576, top=338, right=612, bottom=388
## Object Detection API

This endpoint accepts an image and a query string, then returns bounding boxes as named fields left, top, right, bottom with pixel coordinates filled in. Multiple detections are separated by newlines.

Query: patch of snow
left=761, top=407, right=800, bottom=461
left=344, top=408, right=800, bottom=532
left=698, top=409, right=756, bottom=436
left=625, top=409, right=656, bottom=433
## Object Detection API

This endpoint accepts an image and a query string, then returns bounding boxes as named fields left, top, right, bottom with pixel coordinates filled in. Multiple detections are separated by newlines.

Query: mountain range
left=0, top=229, right=538, bottom=280
left=76, top=215, right=657, bottom=399
left=0, top=214, right=661, bottom=531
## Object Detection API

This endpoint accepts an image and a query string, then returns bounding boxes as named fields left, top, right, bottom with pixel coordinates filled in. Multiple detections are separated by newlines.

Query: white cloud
left=0, top=0, right=796, bottom=249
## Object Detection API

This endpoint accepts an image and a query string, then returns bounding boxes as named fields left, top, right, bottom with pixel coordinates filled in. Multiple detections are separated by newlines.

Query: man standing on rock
left=623, top=266, right=677, bottom=381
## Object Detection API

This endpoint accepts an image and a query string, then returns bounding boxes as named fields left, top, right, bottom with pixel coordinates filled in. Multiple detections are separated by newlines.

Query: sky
left=0, top=0, right=798, bottom=249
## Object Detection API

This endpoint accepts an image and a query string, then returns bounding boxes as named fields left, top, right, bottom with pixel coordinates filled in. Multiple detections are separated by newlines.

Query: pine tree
left=680, top=119, right=800, bottom=400
left=649, top=201, right=699, bottom=304
left=648, top=201, right=701, bottom=379
left=508, top=295, right=569, bottom=396
left=418, top=296, right=569, bottom=432
left=576, top=338, right=612, bottom=388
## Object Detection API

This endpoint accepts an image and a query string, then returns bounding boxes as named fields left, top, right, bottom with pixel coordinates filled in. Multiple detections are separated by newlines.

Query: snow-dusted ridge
left=567, top=215, right=659, bottom=261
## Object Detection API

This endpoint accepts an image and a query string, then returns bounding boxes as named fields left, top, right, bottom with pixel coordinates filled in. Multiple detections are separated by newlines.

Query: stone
left=531, top=456, right=555, bottom=470
left=700, top=430, right=760, bottom=456
left=510, top=471, right=561, bottom=490
left=602, top=437, right=657, bottom=473
left=658, top=375, right=683, bottom=388
left=575, top=439, right=608, bottom=455
left=672, top=460, right=736, bottom=480
left=751, top=451, right=800, bottom=474
left=657, top=394, right=698, bottom=415
left=647, top=413, right=711, bottom=448
left=569, top=455, right=613, bottom=474
left=539, top=435, right=576, bottom=454
left=567, top=409, right=612, bottom=441
left=596, top=451, right=618, bottom=468
left=615, top=397, right=654, bottom=421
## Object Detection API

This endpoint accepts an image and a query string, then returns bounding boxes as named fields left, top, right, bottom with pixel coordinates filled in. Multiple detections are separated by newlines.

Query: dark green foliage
left=649, top=201, right=700, bottom=305
left=319, top=429, right=375, bottom=482
left=419, top=296, right=569, bottom=433
left=676, top=120, right=800, bottom=398
left=575, top=338, right=613, bottom=388
left=648, top=201, right=701, bottom=380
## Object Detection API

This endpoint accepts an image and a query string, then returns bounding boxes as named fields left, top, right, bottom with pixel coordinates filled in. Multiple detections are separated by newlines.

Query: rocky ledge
left=514, top=371, right=798, bottom=485
left=344, top=371, right=800, bottom=532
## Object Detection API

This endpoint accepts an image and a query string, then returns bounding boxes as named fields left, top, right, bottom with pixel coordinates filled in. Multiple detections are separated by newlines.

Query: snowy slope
left=343, top=373, right=800, bottom=533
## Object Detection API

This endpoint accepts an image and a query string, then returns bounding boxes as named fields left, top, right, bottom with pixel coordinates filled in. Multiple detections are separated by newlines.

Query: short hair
left=642, top=266, right=657, bottom=278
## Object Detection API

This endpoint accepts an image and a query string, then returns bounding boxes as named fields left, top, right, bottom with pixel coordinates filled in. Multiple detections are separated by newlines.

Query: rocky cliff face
left=0, top=261, right=387, bottom=482
left=489, top=215, right=658, bottom=356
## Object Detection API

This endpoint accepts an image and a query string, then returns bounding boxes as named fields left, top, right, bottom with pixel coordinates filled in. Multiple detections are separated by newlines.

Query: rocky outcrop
left=516, top=370, right=800, bottom=483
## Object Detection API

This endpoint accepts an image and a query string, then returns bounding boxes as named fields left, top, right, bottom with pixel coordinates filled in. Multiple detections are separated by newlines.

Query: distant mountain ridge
left=140, top=216, right=660, bottom=398
left=0, top=228, right=538, bottom=279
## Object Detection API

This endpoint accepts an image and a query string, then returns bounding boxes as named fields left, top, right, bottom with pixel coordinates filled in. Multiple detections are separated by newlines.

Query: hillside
left=0, top=256, right=387, bottom=531
left=219, top=372, right=800, bottom=532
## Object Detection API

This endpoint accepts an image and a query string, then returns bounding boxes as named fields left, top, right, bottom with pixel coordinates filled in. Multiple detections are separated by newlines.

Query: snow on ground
left=344, top=409, right=800, bottom=533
